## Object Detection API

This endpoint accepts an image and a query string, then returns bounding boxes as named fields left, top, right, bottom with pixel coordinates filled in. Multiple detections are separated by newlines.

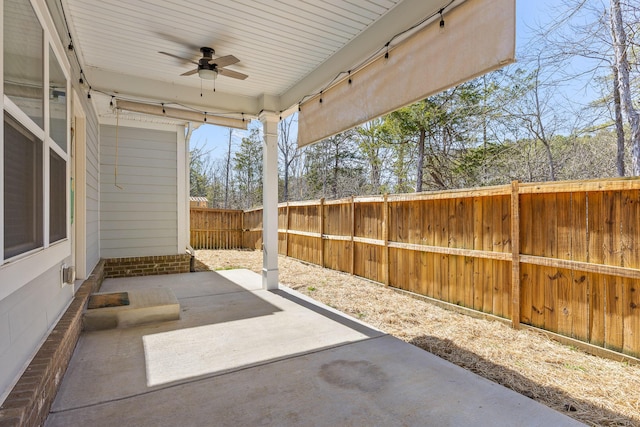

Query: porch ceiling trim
left=297, top=0, right=516, bottom=147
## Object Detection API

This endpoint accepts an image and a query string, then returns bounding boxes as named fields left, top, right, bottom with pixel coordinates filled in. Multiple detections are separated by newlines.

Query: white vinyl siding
left=99, top=125, right=177, bottom=258
left=0, top=264, right=73, bottom=400
left=85, top=111, right=100, bottom=271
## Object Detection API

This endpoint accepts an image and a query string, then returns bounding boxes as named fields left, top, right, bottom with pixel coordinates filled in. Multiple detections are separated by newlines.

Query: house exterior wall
left=85, top=107, right=101, bottom=272
left=0, top=264, right=73, bottom=400
left=0, top=0, right=102, bottom=402
left=99, top=124, right=179, bottom=258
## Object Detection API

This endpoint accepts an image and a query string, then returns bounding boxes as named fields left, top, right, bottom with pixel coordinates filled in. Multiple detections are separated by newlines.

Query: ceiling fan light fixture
left=198, top=68, right=218, bottom=80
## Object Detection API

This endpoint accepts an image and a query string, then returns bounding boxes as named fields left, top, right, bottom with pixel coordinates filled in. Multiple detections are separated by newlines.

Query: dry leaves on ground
left=196, top=249, right=640, bottom=427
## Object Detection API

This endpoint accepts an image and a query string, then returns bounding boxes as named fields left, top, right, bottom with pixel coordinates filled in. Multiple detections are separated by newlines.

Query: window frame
left=3, top=110, right=44, bottom=259
left=0, top=0, right=72, bottom=299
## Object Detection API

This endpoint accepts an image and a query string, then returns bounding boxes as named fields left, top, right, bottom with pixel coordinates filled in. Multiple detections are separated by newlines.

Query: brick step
left=83, top=288, right=180, bottom=331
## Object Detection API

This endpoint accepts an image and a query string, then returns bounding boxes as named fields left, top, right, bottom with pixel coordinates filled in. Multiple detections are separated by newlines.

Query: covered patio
left=45, top=270, right=581, bottom=426
left=1, top=0, right=536, bottom=424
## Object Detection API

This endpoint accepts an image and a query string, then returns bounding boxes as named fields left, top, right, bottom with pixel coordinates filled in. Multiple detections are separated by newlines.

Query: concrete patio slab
left=46, top=270, right=583, bottom=427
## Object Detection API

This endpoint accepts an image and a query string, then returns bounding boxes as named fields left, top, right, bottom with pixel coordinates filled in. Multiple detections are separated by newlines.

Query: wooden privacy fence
left=193, top=178, right=640, bottom=358
left=190, top=208, right=244, bottom=249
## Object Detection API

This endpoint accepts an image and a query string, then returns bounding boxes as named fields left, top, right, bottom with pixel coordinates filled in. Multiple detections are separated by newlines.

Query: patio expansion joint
left=48, top=334, right=389, bottom=415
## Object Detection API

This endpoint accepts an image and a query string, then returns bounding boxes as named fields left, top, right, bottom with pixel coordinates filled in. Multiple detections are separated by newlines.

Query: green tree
left=387, top=81, right=484, bottom=191
left=234, top=128, right=263, bottom=209
left=353, top=118, right=391, bottom=194
left=304, top=131, right=364, bottom=199
left=190, top=147, right=212, bottom=199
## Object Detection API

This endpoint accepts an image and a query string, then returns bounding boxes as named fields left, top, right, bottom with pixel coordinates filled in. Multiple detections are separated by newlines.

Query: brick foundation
left=103, top=254, right=191, bottom=278
left=0, top=261, right=105, bottom=427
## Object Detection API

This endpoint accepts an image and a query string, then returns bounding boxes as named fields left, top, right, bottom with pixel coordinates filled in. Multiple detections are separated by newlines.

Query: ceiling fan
left=159, top=47, right=248, bottom=81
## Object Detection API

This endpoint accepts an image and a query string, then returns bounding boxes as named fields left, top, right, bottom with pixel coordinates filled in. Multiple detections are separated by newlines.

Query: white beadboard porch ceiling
left=62, top=0, right=455, bottom=117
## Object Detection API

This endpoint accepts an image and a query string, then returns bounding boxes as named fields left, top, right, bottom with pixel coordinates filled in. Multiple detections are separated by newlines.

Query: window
left=4, top=113, right=44, bottom=259
left=49, top=150, right=66, bottom=243
left=49, top=46, right=67, bottom=152
left=3, top=0, right=44, bottom=128
left=2, top=0, right=69, bottom=262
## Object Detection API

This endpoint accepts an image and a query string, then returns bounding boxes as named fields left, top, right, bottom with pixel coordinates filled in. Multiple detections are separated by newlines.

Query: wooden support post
left=510, top=180, right=521, bottom=329
left=350, top=196, right=356, bottom=275
left=320, top=198, right=325, bottom=268
left=383, top=194, right=390, bottom=286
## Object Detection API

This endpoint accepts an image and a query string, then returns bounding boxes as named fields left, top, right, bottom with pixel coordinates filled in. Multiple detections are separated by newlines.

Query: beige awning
left=298, top=0, right=515, bottom=147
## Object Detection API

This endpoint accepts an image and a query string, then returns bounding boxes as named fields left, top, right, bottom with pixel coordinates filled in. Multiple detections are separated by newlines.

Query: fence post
left=350, top=196, right=355, bottom=275
left=510, top=180, right=521, bottom=329
left=320, top=198, right=325, bottom=268
left=383, top=194, right=390, bottom=286
left=285, top=202, right=290, bottom=257
left=241, top=210, right=246, bottom=249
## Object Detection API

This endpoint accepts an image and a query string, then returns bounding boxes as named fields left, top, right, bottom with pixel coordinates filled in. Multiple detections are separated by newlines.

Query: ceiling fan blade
left=208, top=55, right=239, bottom=68
left=180, top=68, right=199, bottom=76
left=154, top=32, right=201, bottom=52
left=159, top=51, right=198, bottom=65
left=218, top=68, right=248, bottom=80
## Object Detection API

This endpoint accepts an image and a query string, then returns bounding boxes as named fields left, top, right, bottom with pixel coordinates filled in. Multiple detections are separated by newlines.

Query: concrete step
left=84, top=288, right=180, bottom=331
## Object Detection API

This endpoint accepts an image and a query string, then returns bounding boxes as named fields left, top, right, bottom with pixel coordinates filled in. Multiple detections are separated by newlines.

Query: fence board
left=571, top=192, right=589, bottom=341
left=588, top=192, right=605, bottom=347
left=606, top=274, right=624, bottom=352
left=590, top=273, right=606, bottom=347
left=622, top=191, right=640, bottom=357
left=624, top=277, right=640, bottom=357
left=572, top=271, right=589, bottom=342
left=520, top=263, right=533, bottom=325
left=622, top=191, right=640, bottom=268
left=491, top=198, right=502, bottom=317
left=473, top=197, right=483, bottom=311
left=480, top=197, right=495, bottom=313
left=420, top=252, right=430, bottom=297
left=530, top=194, right=546, bottom=328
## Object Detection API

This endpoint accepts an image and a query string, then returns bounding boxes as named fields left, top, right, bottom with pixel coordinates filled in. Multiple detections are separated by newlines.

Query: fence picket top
left=519, top=177, right=640, bottom=194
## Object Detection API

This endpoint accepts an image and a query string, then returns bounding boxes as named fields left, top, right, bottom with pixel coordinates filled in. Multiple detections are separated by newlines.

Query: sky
left=191, top=0, right=569, bottom=162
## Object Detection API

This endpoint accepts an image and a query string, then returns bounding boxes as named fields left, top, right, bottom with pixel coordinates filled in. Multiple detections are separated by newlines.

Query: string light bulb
left=439, top=9, right=445, bottom=28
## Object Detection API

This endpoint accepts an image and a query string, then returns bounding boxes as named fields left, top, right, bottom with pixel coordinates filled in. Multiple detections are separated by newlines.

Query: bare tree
left=278, top=115, right=300, bottom=202
left=610, top=0, right=640, bottom=175
left=353, top=118, right=391, bottom=194
left=535, top=0, right=640, bottom=176
left=224, top=128, right=233, bottom=208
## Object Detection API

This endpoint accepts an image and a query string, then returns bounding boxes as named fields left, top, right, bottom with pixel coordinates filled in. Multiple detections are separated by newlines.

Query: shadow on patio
left=46, top=270, right=583, bottom=426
